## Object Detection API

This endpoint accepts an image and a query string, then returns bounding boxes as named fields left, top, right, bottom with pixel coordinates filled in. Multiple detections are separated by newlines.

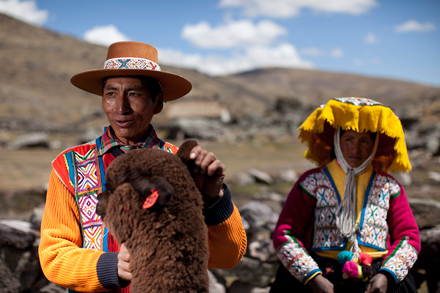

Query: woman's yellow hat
left=298, top=97, right=411, bottom=172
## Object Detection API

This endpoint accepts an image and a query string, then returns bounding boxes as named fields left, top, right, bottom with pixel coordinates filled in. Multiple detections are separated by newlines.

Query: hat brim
left=70, top=68, right=192, bottom=102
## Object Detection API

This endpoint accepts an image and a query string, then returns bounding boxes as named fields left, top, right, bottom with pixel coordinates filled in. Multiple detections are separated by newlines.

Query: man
left=39, top=41, right=247, bottom=292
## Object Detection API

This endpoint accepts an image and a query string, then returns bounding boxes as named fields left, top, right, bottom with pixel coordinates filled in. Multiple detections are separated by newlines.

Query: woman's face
left=340, top=130, right=374, bottom=168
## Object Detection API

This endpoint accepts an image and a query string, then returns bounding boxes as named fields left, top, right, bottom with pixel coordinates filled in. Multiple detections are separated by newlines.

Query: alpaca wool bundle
left=96, top=140, right=209, bottom=292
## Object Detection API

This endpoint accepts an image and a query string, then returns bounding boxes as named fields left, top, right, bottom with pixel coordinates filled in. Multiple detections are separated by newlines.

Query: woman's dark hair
left=101, top=76, right=163, bottom=102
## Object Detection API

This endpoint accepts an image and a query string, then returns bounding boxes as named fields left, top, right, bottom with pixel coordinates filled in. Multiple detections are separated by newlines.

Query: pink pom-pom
left=359, top=253, right=372, bottom=265
left=342, top=261, right=360, bottom=278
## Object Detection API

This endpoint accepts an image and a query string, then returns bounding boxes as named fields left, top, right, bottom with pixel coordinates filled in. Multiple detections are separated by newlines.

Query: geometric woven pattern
left=65, top=131, right=178, bottom=253
left=78, top=193, right=101, bottom=225
left=333, top=97, right=386, bottom=107
left=381, top=237, right=418, bottom=282
left=360, top=174, right=400, bottom=250
left=282, top=167, right=417, bottom=284
left=104, top=58, right=161, bottom=71
left=75, top=148, right=100, bottom=195
left=72, top=147, right=104, bottom=251
left=83, top=225, right=104, bottom=251
left=277, top=235, right=320, bottom=283
left=300, top=171, right=343, bottom=250
left=299, top=170, right=402, bottom=252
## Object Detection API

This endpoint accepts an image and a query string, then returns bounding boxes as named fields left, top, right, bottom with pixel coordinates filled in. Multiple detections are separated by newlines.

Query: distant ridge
left=0, top=12, right=439, bottom=134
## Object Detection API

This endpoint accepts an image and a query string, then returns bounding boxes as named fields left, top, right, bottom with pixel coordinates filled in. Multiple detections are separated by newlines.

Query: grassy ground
left=0, top=137, right=312, bottom=192
left=0, top=136, right=314, bottom=218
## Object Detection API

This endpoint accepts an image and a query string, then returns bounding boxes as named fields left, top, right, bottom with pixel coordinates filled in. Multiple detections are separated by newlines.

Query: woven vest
left=52, top=135, right=178, bottom=252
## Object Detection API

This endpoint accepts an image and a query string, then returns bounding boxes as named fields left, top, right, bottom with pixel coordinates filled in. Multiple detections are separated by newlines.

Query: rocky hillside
left=1, top=12, right=439, bottom=136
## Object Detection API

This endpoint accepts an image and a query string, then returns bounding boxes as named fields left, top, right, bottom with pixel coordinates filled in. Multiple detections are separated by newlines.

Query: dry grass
left=0, top=137, right=312, bottom=193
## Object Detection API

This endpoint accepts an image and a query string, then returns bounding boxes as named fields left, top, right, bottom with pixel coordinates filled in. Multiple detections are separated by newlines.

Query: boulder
left=409, top=198, right=440, bottom=229
left=248, top=169, right=273, bottom=185
left=0, top=220, right=48, bottom=292
left=7, top=132, right=49, bottom=150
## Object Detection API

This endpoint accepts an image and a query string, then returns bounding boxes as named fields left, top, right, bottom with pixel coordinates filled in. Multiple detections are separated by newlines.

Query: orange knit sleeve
left=39, top=170, right=107, bottom=292
left=207, top=205, right=247, bottom=269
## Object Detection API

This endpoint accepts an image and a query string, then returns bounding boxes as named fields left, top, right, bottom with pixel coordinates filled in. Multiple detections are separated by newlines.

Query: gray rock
left=428, top=171, right=440, bottom=182
left=0, top=220, right=45, bottom=292
left=170, top=118, right=225, bottom=141
left=239, top=201, right=278, bottom=241
left=248, top=239, right=277, bottom=263
left=236, top=172, right=256, bottom=186
left=213, top=256, right=278, bottom=288
left=208, top=269, right=226, bottom=293
left=228, top=281, right=270, bottom=293
left=0, top=220, right=37, bottom=249
left=397, top=172, right=412, bottom=186
left=7, top=132, right=49, bottom=150
left=248, top=169, right=273, bottom=185
left=39, top=282, right=66, bottom=293
left=426, top=135, right=440, bottom=155
left=409, top=198, right=440, bottom=229
left=413, top=228, right=440, bottom=293
left=30, top=205, right=45, bottom=231
left=252, top=191, right=284, bottom=203
left=278, top=169, right=298, bottom=184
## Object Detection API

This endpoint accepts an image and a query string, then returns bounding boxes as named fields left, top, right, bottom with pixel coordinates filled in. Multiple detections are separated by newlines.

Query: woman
left=271, top=97, right=420, bottom=293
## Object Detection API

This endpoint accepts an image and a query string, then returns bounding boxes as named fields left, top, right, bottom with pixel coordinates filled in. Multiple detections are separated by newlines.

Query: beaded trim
left=104, top=57, right=161, bottom=71
left=333, top=97, right=386, bottom=107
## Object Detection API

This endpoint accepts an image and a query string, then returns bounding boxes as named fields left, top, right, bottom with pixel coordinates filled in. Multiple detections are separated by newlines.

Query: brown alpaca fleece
left=96, top=140, right=209, bottom=293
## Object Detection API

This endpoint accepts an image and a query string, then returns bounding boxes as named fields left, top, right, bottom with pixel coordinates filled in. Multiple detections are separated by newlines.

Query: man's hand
left=118, top=243, right=132, bottom=281
left=189, top=145, right=226, bottom=203
left=365, top=273, right=388, bottom=293
left=308, top=274, right=334, bottom=293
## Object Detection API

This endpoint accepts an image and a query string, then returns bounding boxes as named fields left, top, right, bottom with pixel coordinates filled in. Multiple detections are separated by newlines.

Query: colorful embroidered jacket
left=39, top=128, right=247, bottom=292
left=273, top=164, right=420, bottom=285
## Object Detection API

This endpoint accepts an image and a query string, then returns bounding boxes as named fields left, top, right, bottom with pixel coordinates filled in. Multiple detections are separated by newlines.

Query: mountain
left=1, top=13, right=439, bottom=135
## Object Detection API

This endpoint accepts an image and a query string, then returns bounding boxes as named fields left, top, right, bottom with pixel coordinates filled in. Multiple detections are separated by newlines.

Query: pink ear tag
left=142, top=189, right=159, bottom=209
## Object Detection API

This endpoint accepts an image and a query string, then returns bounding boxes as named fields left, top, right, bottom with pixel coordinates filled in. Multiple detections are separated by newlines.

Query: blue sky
left=1, top=0, right=439, bottom=86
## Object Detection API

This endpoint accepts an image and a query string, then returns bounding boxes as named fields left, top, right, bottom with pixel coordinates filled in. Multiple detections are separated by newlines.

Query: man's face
left=102, top=76, right=163, bottom=145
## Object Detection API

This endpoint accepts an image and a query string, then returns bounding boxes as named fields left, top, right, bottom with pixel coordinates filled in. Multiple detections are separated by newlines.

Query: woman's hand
left=118, top=243, right=132, bottom=281
left=189, top=145, right=226, bottom=203
left=308, top=274, right=334, bottom=293
left=365, top=273, right=388, bottom=293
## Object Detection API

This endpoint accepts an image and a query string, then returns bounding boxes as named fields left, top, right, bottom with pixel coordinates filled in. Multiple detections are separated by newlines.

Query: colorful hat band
left=103, top=57, right=161, bottom=71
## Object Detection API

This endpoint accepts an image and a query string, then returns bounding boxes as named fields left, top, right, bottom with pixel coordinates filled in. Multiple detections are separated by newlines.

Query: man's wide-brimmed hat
left=70, top=41, right=192, bottom=102
left=298, top=97, right=411, bottom=173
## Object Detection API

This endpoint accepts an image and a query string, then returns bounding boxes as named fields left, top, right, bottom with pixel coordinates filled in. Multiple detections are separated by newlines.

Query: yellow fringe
left=298, top=99, right=411, bottom=173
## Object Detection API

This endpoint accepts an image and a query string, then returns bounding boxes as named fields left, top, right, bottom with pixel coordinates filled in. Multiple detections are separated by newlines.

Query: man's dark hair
left=101, top=76, right=163, bottom=102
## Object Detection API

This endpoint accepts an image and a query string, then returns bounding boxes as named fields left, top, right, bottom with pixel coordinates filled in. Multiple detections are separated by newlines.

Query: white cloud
left=330, top=48, right=343, bottom=58
left=182, top=19, right=287, bottom=49
left=364, top=32, right=378, bottom=44
left=394, top=20, right=436, bottom=33
left=0, top=0, right=48, bottom=25
left=219, top=0, right=377, bottom=18
left=83, top=25, right=130, bottom=47
left=159, top=43, right=313, bottom=76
